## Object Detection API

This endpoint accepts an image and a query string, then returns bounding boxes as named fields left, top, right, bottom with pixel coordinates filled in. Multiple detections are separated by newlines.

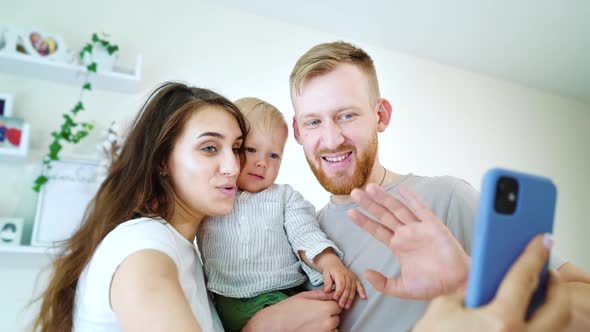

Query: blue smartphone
left=465, top=168, right=557, bottom=316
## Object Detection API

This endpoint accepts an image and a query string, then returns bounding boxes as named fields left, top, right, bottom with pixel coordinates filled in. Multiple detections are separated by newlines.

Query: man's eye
left=306, top=119, right=320, bottom=127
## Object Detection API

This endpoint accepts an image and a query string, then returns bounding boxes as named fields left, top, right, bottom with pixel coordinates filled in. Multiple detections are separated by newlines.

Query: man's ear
left=376, top=98, right=393, bottom=132
left=292, top=117, right=302, bottom=145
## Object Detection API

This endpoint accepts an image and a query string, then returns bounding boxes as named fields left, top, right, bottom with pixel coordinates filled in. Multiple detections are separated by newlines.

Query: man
left=289, top=41, right=590, bottom=331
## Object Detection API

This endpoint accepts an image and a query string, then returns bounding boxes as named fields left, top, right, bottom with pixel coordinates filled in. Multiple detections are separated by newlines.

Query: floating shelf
left=0, top=51, right=142, bottom=93
left=0, top=244, right=58, bottom=255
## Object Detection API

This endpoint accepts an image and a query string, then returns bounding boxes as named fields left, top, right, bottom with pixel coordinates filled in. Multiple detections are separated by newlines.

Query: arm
left=110, top=249, right=202, bottom=332
left=243, top=290, right=342, bottom=332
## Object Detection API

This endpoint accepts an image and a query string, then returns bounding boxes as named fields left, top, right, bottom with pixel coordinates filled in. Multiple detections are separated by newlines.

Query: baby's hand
left=322, top=261, right=367, bottom=309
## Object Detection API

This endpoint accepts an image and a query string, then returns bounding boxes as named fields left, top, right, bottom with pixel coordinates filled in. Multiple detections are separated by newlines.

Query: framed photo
left=0, top=218, right=24, bottom=246
left=32, top=159, right=100, bottom=247
left=0, top=115, right=29, bottom=158
left=19, top=29, right=66, bottom=61
left=0, top=93, right=14, bottom=117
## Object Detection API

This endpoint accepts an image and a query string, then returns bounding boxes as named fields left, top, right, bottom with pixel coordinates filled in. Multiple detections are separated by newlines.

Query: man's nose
left=321, top=121, right=345, bottom=150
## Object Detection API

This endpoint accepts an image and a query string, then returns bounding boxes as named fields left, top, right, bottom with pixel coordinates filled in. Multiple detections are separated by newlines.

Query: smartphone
left=465, top=168, right=557, bottom=317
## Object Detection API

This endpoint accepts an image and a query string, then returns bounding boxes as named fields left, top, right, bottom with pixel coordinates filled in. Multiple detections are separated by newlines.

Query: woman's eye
left=246, top=147, right=256, bottom=153
left=202, top=146, right=217, bottom=153
left=233, top=147, right=242, bottom=154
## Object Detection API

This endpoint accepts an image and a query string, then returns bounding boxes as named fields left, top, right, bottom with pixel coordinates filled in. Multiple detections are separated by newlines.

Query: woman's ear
left=375, top=98, right=393, bottom=132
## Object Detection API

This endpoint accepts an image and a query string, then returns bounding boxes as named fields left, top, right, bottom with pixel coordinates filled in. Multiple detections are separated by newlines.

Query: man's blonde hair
left=289, top=41, right=381, bottom=103
left=234, top=97, right=288, bottom=139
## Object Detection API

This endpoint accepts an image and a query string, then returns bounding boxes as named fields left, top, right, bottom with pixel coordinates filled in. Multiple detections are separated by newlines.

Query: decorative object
left=18, top=29, right=66, bottom=61
left=32, top=159, right=100, bottom=246
left=0, top=93, right=13, bottom=116
left=96, top=121, right=122, bottom=185
left=0, top=218, right=24, bottom=246
left=33, top=33, right=120, bottom=192
left=0, top=115, right=29, bottom=158
left=0, top=26, right=18, bottom=54
left=81, top=33, right=119, bottom=72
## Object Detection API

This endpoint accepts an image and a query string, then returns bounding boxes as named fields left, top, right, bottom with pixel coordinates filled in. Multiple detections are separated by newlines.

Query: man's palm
left=349, top=184, right=469, bottom=299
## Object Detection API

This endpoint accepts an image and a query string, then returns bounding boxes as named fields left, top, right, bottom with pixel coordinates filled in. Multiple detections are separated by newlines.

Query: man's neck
left=330, top=167, right=402, bottom=205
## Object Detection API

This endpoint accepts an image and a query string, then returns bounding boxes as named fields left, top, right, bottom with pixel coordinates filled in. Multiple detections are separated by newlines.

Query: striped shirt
left=197, top=184, right=343, bottom=298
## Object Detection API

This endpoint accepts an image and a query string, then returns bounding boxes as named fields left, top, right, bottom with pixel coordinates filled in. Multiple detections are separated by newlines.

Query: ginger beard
left=306, top=132, right=378, bottom=195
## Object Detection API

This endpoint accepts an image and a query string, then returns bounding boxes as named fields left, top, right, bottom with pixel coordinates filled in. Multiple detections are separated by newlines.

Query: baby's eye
left=246, top=147, right=256, bottom=153
left=270, top=153, right=280, bottom=159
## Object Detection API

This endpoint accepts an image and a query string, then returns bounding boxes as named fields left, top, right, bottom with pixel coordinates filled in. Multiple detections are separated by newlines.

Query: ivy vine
left=32, top=33, right=119, bottom=192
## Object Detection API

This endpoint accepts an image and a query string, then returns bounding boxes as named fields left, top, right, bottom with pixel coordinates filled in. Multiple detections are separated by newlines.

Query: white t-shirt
left=73, top=217, right=223, bottom=332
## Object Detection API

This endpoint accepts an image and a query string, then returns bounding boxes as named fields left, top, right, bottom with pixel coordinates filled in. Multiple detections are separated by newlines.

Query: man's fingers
left=364, top=184, right=420, bottom=225
left=351, top=188, right=404, bottom=231
left=492, top=234, right=551, bottom=318
left=364, top=269, right=409, bottom=298
left=348, top=209, right=394, bottom=246
left=527, top=270, right=572, bottom=331
left=397, top=185, right=436, bottom=222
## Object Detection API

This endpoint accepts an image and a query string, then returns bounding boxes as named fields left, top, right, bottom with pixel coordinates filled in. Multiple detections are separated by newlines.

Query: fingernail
left=543, top=233, right=554, bottom=249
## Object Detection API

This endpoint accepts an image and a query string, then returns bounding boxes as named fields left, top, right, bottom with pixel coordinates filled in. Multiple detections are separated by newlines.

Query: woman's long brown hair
left=32, top=82, right=247, bottom=332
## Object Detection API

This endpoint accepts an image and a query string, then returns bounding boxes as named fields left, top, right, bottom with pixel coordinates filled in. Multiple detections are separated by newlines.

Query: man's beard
left=306, top=133, right=378, bottom=195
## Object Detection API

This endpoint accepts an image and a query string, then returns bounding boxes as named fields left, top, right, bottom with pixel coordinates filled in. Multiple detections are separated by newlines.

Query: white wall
left=1, top=0, right=589, bottom=330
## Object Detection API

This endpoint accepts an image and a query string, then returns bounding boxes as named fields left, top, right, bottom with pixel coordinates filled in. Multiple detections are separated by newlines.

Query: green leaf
left=87, top=62, right=97, bottom=72
left=83, top=82, right=92, bottom=90
left=72, top=101, right=85, bottom=114
left=107, top=45, right=119, bottom=55
left=33, top=175, right=49, bottom=192
left=49, top=141, right=62, bottom=160
left=79, top=43, right=93, bottom=58
left=82, top=122, right=95, bottom=130
left=92, top=33, right=100, bottom=43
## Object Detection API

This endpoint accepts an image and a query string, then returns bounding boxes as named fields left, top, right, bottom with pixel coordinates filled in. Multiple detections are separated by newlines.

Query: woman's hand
left=243, top=290, right=342, bottom=332
left=413, top=234, right=571, bottom=332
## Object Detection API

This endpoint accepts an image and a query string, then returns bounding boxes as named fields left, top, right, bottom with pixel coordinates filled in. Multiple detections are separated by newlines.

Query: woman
left=33, top=82, right=247, bottom=331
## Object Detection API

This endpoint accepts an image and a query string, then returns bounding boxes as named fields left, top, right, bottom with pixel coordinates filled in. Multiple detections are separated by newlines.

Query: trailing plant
left=32, top=33, right=119, bottom=192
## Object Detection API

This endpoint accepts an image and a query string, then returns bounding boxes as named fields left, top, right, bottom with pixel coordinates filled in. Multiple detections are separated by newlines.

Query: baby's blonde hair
left=234, top=97, right=288, bottom=140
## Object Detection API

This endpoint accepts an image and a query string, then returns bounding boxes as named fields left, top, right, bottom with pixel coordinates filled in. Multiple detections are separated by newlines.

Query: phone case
left=465, top=168, right=557, bottom=316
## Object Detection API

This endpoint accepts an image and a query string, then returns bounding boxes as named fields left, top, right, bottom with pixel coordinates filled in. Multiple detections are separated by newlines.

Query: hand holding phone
left=466, top=168, right=557, bottom=317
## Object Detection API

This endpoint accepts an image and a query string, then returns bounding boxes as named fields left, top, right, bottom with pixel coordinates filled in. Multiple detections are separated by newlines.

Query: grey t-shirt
left=313, top=174, right=564, bottom=332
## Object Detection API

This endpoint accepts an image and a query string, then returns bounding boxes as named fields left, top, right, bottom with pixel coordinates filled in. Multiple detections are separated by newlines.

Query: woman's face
left=167, top=106, right=243, bottom=218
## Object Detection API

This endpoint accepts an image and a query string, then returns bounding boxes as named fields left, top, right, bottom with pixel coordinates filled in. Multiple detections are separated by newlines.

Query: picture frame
left=0, top=93, right=14, bottom=117
left=32, top=159, right=100, bottom=247
left=0, top=115, right=29, bottom=159
left=18, top=28, right=66, bottom=61
left=0, top=218, right=24, bottom=246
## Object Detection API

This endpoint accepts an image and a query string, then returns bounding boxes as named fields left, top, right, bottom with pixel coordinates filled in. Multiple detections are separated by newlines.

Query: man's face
left=292, top=64, right=381, bottom=195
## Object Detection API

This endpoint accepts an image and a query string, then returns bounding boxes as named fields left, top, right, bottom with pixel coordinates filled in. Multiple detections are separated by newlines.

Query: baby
left=198, top=97, right=366, bottom=332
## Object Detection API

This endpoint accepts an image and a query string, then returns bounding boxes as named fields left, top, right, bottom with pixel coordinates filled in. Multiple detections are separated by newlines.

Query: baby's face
left=237, top=125, right=287, bottom=193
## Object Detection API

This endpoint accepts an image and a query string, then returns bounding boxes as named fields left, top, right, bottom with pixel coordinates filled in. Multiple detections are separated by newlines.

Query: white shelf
left=0, top=244, right=58, bottom=255
left=0, top=51, right=142, bottom=93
